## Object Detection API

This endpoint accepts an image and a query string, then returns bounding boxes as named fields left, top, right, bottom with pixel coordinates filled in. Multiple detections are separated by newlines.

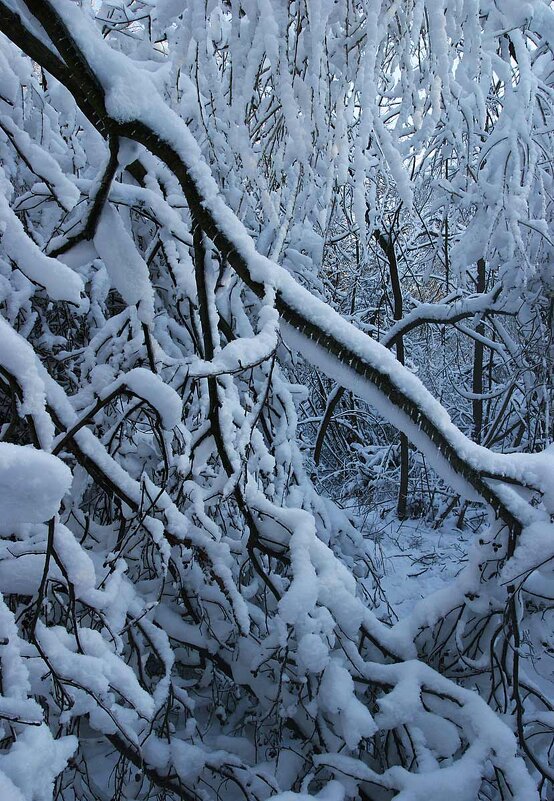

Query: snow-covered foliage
left=0, top=1, right=553, bottom=800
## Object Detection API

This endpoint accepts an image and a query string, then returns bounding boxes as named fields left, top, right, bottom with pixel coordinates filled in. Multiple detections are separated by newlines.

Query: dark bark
left=472, top=258, right=486, bottom=443
left=374, top=229, right=409, bottom=519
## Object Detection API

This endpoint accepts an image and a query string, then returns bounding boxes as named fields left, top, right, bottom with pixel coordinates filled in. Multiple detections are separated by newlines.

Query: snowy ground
left=362, top=513, right=473, bottom=621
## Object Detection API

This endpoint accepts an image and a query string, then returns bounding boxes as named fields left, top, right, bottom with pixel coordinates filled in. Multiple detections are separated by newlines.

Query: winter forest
left=1, top=1, right=554, bottom=800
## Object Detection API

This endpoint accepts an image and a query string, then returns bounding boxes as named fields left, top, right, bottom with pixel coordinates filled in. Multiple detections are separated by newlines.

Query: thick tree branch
left=0, top=0, right=527, bottom=532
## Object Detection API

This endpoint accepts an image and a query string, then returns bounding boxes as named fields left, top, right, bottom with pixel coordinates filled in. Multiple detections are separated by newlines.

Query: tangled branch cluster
left=0, top=2, right=553, bottom=800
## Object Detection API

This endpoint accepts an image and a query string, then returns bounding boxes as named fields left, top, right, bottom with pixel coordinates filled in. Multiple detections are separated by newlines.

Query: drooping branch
left=49, top=136, right=120, bottom=257
left=0, top=0, right=540, bottom=533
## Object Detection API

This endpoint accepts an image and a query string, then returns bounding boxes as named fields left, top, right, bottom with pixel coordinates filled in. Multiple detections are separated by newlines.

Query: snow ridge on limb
left=0, top=169, right=83, bottom=304
left=380, top=288, right=506, bottom=349
left=0, top=440, right=76, bottom=800
left=0, top=443, right=71, bottom=532
left=5, top=0, right=553, bottom=532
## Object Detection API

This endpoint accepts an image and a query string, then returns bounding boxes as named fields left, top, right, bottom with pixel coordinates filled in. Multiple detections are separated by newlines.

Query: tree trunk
left=472, top=258, right=486, bottom=443
left=374, top=230, right=409, bottom=518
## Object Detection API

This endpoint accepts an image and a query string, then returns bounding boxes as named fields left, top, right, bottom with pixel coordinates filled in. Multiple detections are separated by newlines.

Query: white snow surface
left=0, top=168, right=83, bottom=304
left=0, top=443, right=72, bottom=533
left=93, top=204, right=155, bottom=324
left=0, top=115, right=80, bottom=212
left=0, top=316, right=55, bottom=447
left=102, top=367, right=182, bottom=430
